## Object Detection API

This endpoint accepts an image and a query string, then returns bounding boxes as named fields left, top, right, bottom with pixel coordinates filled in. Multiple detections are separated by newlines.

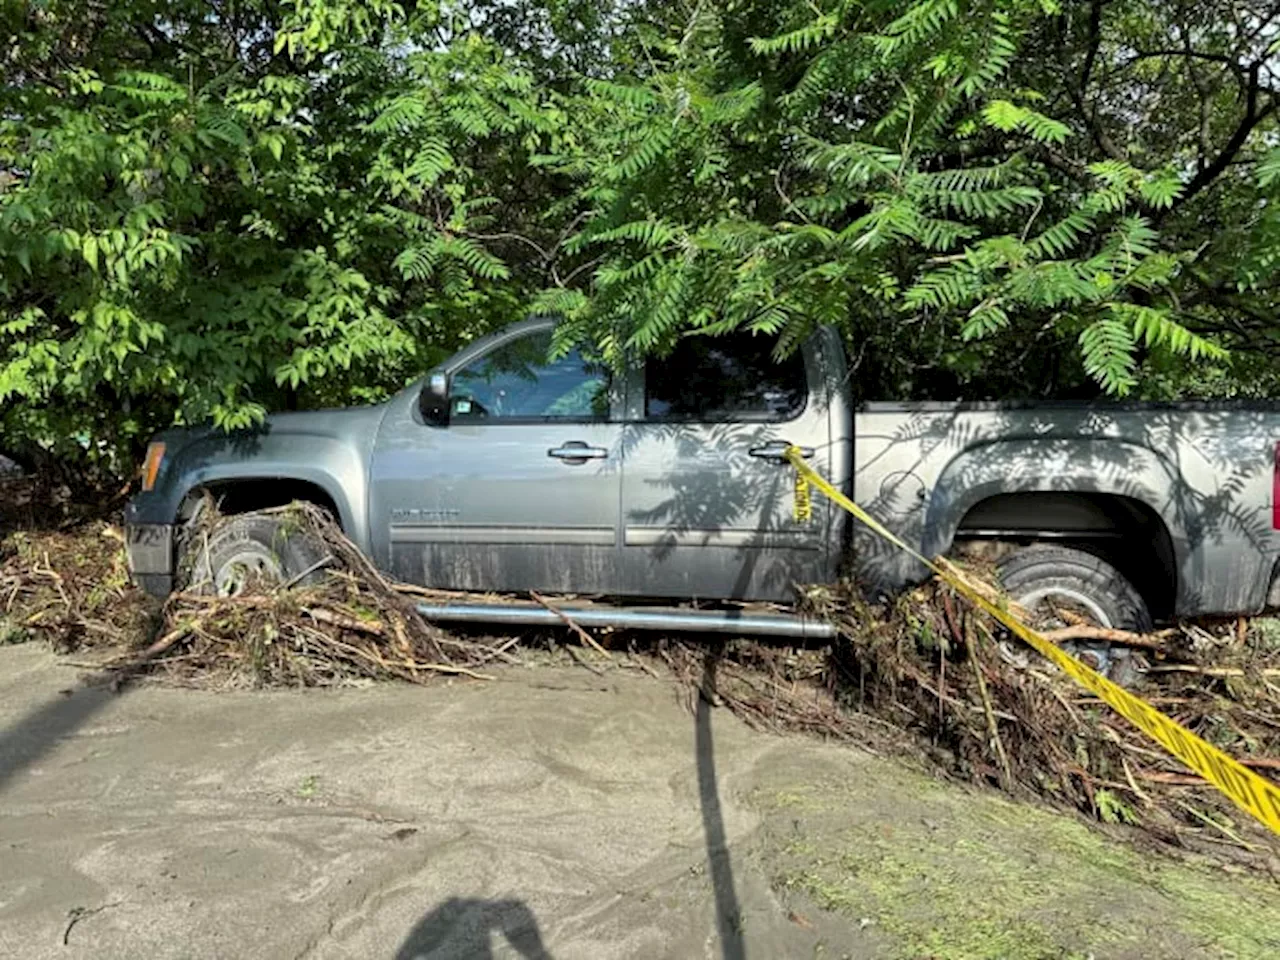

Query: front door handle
left=748, top=441, right=813, bottom=461
left=548, top=441, right=609, bottom=463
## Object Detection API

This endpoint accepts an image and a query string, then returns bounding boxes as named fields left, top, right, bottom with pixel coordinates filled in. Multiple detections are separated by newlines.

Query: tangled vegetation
left=5, top=1, right=1280, bottom=472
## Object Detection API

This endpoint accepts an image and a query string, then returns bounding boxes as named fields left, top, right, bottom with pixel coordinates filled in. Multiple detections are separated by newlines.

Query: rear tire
left=182, top=513, right=328, bottom=597
left=997, top=544, right=1151, bottom=682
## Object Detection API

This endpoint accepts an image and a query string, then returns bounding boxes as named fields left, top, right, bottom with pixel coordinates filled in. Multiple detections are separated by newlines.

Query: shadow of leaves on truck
left=616, top=418, right=836, bottom=603
left=153, top=384, right=1280, bottom=621
left=853, top=402, right=1280, bottom=618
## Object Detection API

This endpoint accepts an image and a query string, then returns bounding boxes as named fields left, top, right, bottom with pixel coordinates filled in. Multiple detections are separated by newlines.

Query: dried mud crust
left=2, top=644, right=1278, bottom=960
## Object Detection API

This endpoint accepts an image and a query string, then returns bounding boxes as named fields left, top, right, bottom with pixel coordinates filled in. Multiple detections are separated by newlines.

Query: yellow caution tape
left=784, top=446, right=1280, bottom=837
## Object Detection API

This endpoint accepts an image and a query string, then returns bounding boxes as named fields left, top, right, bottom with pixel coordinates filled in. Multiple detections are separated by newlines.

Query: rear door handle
left=548, top=441, right=609, bottom=463
left=749, top=441, right=813, bottom=461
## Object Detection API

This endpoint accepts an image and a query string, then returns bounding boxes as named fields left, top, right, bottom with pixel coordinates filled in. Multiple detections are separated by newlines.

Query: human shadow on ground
left=0, top=679, right=119, bottom=795
left=395, top=897, right=553, bottom=959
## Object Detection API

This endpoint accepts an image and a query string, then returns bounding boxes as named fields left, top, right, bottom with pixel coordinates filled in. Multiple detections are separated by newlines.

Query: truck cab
left=367, top=318, right=845, bottom=602
left=125, top=319, right=848, bottom=605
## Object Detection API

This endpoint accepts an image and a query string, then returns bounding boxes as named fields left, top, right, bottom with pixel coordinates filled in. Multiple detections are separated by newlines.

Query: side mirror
left=419, top=372, right=451, bottom=426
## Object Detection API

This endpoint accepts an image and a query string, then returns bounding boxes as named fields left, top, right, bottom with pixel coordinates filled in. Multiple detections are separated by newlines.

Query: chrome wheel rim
left=1016, top=586, right=1113, bottom=631
left=1004, top=585, right=1137, bottom=681
left=214, top=546, right=283, bottom=597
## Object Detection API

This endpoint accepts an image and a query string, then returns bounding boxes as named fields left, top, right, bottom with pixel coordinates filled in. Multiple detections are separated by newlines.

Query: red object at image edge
left=1273, top=441, right=1280, bottom=530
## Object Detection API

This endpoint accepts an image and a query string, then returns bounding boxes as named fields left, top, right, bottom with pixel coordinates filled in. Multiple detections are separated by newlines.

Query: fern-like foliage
left=1079, top=317, right=1138, bottom=395
left=529, top=0, right=1241, bottom=398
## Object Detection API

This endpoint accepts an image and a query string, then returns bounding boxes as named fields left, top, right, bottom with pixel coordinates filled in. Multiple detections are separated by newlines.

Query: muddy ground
left=1, top=644, right=1278, bottom=960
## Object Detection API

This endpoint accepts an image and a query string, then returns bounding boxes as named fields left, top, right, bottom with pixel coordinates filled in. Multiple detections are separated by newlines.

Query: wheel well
left=181, top=479, right=341, bottom=528
left=953, top=492, right=1177, bottom=620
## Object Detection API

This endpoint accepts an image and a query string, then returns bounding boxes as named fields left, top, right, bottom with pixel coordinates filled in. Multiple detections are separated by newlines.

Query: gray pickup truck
left=125, top=317, right=1280, bottom=651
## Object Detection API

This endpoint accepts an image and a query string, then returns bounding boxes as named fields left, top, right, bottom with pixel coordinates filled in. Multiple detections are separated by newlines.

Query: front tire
left=182, top=513, right=328, bottom=596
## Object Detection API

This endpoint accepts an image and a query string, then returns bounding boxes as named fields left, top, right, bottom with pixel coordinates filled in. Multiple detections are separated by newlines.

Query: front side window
left=644, top=333, right=807, bottom=421
left=451, top=330, right=610, bottom=422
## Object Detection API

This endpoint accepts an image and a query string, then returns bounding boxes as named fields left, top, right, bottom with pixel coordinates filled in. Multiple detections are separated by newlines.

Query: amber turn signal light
left=141, top=442, right=166, bottom=492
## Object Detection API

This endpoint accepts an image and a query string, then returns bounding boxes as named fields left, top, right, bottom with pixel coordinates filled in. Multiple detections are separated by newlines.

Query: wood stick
left=625, top=653, right=661, bottom=679
left=1146, top=664, right=1280, bottom=678
left=967, top=624, right=1013, bottom=792
left=303, top=606, right=385, bottom=635
left=1038, top=624, right=1173, bottom=650
left=1138, top=756, right=1280, bottom=784
left=170, top=592, right=275, bottom=607
left=477, top=635, right=524, bottom=665
left=392, top=582, right=496, bottom=600
left=399, top=660, right=495, bottom=680
left=317, top=632, right=494, bottom=682
left=1239, top=757, right=1280, bottom=771
left=530, top=591, right=612, bottom=659
left=1139, top=770, right=1204, bottom=785
left=103, top=622, right=193, bottom=672
left=1174, top=800, right=1259, bottom=851
left=565, top=643, right=607, bottom=676
left=278, top=554, right=334, bottom=591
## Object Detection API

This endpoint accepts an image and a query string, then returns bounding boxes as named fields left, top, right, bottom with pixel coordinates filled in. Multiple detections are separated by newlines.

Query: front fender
left=134, top=425, right=374, bottom=555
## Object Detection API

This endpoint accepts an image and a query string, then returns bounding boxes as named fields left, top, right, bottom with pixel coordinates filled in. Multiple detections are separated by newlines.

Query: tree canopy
left=4, top=0, right=1280, bottom=471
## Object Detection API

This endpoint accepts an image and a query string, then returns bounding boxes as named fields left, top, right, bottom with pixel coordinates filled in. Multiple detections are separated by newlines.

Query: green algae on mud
left=759, top=778, right=1280, bottom=960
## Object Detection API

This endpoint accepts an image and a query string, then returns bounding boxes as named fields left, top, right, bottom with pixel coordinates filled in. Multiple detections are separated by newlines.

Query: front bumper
left=125, top=521, right=175, bottom=598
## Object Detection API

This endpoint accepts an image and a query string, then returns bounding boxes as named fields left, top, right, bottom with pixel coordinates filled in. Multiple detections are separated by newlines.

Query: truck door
left=368, top=322, right=623, bottom=595
left=618, top=333, right=832, bottom=603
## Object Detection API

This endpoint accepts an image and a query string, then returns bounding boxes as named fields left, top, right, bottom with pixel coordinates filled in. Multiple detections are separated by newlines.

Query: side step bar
left=415, top=602, right=835, bottom=640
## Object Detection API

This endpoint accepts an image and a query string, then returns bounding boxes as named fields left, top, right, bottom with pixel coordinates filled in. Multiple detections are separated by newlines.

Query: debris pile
left=0, top=520, right=152, bottom=649
left=3, top=503, right=534, bottom=685
left=809, top=581, right=1280, bottom=864
left=656, top=581, right=1280, bottom=864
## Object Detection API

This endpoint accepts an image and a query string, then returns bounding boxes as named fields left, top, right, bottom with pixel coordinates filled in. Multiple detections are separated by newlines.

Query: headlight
left=141, top=441, right=166, bottom=492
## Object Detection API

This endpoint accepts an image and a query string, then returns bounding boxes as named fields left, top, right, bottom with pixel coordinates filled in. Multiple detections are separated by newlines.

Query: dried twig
left=304, top=606, right=385, bottom=635
left=565, top=643, right=607, bottom=676
left=967, top=624, right=1013, bottom=792
left=530, top=591, right=612, bottom=659
left=63, top=901, right=123, bottom=945
left=1174, top=800, right=1259, bottom=852
left=279, top=554, right=334, bottom=591
left=1147, top=664, right=1280, bottom=678
left=1039, top=624, right=1173, bottom=651
left=104, top=622, right=193, bottom=672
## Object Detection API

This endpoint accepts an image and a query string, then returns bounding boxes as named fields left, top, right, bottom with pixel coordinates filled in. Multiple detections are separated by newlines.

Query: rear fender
left=922, top=438, right=1207, bottom=611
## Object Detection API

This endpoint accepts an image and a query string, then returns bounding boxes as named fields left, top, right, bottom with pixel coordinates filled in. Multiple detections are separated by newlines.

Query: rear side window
left=644, top=334, right=808, bottom=421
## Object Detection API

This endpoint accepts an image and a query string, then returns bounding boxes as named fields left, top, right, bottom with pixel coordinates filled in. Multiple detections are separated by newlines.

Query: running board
left=414, top=602, right=835, bottom=639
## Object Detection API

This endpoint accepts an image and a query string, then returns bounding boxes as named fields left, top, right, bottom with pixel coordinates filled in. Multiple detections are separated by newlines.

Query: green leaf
left=1259, top=148, right=1280, bottom=188
left=1138, top=170, right=1183, bottom=209
left=82, top=235, right=99, bottom=273
left=982, top=99, right=1024, bottom=133
left=1079, top=318, right=1137, bottom=395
